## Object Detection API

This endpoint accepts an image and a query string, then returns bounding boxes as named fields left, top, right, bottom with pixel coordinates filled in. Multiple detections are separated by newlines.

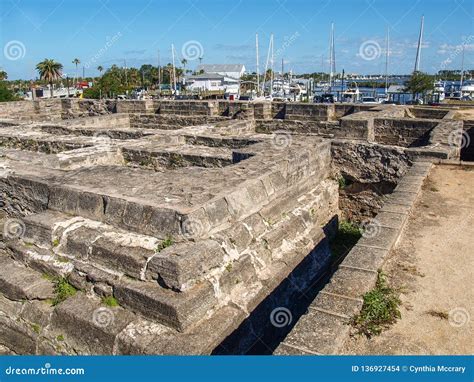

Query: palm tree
left=181, top=58, right=187, bottom=70
left=72, top=58, right=80, bottom=82
left=0, top=70, right=7, bottom=81
left=97, top=66, right=104, bottom=77
left=36, top=59, right=63, bottom=98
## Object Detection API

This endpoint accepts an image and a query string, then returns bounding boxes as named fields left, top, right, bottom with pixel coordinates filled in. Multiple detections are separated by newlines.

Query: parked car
left=360, top=96, right=379, bottom=105
left=406, top=99, right=424, bottom=105
left=314, top=93, right=335, bottom=103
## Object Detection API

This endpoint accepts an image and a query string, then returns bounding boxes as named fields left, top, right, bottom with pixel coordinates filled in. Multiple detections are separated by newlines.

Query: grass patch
left=338, top=175, right=347, bottom=190
left=56, top=334, right=65, bottom=341
left=155, top=236, right=174, bottom=253
left=330, top=220, right=361, bottom=262
left=429, top=186, right=439, bottom=192
left=51, top=277, right=77, bottom=306
left=351, top=272, right=401, bottom=337
left=102, top=296, right=119, bottom=307
left=52, top=238, right=60, bottom=247
left=31, top=323, right=41, bottom=334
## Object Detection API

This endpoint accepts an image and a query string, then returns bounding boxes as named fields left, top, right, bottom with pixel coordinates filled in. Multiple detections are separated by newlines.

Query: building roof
left=189, top=73, right=225, bottom=80
left=196, top=64, right=245, bottom=73
left=387, top=85, right=405, bottom=93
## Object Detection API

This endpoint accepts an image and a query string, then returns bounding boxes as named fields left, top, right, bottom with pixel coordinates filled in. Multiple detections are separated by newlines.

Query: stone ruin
left=0, top=98, right=468, bottom=355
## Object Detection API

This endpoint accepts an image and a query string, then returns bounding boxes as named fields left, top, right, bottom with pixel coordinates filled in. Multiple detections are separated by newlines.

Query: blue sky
left=0, top=0, right=473, bottom=79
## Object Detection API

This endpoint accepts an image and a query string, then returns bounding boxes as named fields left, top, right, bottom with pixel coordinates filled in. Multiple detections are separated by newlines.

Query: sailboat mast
left=157, top=50, right=161, bottom=89
left=262, top=35, right=272, bottom=95
left=171, top=44, right=177, bottom=94
left=332, top=23, right=336, bottom=82
left=460, top=44, right=465, bottom=91
left=329, top=23, right=333, bottom=89
left=414, top=15, right=424, bottom=72
left=270, top=34, right=274, bottom=95
left=385, top=27, right=390, bottom=93
left=256, top=33, right=260, bottom=96
left=329, top=23, right=335, bottom=89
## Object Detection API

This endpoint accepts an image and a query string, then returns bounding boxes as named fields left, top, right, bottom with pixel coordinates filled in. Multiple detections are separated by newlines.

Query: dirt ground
left=342, top=165, right=474, bottom=355
left=454, top=108, right=474, bottom=120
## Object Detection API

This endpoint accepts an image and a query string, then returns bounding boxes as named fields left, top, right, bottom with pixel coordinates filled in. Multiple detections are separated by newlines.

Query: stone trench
left=0, top=99, right=464, bottom=355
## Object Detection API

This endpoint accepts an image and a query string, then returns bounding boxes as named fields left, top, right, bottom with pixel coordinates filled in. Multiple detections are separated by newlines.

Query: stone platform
left=0, top=99, right=468, bottom=355
left=0, top=104, right=338, bottom=354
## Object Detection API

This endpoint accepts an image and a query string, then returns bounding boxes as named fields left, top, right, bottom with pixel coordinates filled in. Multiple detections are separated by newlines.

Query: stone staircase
left=0, top=131, right=338, bottom=355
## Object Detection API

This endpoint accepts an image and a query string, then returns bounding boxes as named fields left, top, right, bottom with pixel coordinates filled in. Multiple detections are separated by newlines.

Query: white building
left=195, top=64, right=246, bottom=79
left=185, top=73, right=240, bottom=97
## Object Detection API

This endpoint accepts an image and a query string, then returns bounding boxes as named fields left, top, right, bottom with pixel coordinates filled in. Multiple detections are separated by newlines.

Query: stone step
left=113, top=279, right=218, bottom=332
left=0, top=252, right=54, bottom=301
left=50, top=292, right=135, bottom=355
left=22, top=210, right=71, bottom=247
left=122, top=145, right=237, bottom=169
left=7, top=240, right=74, bottom=278
left=20, top=211, right=159, bottom=280
left=17, top=211, right=232, bottom=293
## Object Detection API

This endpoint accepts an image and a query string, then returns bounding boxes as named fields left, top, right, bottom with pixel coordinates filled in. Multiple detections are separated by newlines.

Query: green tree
left=0, top=84, right=18, bottom=102
left=97, top=65, right=104, bottom=75
left=72, top=58, right=80, bottom=81
left=404, top=71, right=434, bottom=98
left=36, top=59, right=63, bottom=98
left=0, top=70, right=19, bottom=102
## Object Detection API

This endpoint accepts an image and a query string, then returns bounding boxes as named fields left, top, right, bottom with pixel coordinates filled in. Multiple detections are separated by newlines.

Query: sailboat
left=239, top=33, right=267, bottom=101
left=378, top=27, right=390, bottom=103
left=321, top=23, right=337, bottom=102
